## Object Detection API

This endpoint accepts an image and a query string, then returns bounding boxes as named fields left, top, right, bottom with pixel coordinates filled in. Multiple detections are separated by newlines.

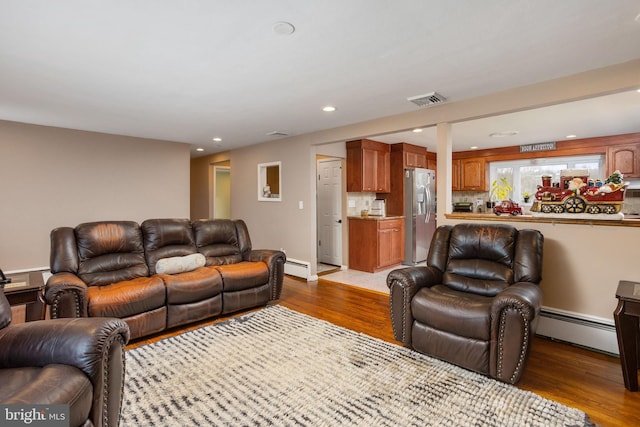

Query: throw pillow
left=156, top=253, right=206, bottom=274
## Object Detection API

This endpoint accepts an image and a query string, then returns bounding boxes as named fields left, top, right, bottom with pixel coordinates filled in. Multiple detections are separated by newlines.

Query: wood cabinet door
left=377, top=228, right=393, bottom=268
left=362, top=148, right=377, bottom=191
left=389, top=223, right=404, bottom=264
left=460, top=158, right=487, bottom=191
left=377, top=219, right=404, bottom=268
left=375, top=150, right=390, bottom=192
left=607, top=144, right=640, bottom=178
left=452, top=159, right=461, bottom=191
left=405, top=151, right=427, bottom=168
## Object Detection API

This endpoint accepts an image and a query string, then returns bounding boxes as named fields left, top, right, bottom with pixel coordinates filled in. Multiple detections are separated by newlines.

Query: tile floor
left=319, top=264, right=413, bottom=294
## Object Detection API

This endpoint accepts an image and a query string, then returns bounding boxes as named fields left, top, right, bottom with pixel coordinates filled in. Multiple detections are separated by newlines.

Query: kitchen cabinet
left=386, top=143, right=432, bottom=216
left=452, top=159, right=461, bottom=191
left=426, top=152, right=437, bottom=172
left=347, top=139, right=391, bottom=192
left=348, top=217, right=404, bottom=273
left=607, top=143, right=640, bottom=178
left=460, top=158, right=488, bottom=191
left=452, top=157, right=488, bottom=191
left=391, top=142, right=427, bottom=169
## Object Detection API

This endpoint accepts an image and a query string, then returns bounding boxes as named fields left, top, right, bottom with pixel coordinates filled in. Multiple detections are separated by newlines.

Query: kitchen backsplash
left=347, top=192, right=378, bottom=216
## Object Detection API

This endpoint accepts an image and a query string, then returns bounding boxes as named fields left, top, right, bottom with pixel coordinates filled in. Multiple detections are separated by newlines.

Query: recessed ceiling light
left=273, top=21, right=295, bottom=35
left=470, top=146, right=479, bottom=150
left=322, top=106, right=336, bottom=112
left=196, top=148, right=204, bottom=152
left=489, top=131, right=519, bottom=138
left=412, top=128, right=423, bottom=133
left=566, top=134, right=577, bottom=139
left=212, top=137, right=222, bottom=142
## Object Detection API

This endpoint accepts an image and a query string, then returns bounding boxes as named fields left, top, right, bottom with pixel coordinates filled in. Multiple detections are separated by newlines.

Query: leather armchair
left=387, top=223, right=543, bottom=384
left=0, top=289, right=130, bottom=427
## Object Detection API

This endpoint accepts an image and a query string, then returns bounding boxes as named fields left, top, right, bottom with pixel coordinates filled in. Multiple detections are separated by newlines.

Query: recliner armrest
left=45, top=272, right=89, bottom=318
left=247, top=249, right=286, bottom=300
left=489, top=282, right=543, bottom=384
left=491, top=282, right=543, bottom=322
left=0, top=317, right=129, bottom=380
left=387, top=266, right=442, bottom=346
left=0, top=317, right=130, bottom=427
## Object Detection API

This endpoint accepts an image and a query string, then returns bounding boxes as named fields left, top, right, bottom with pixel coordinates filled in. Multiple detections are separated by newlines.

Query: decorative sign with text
left=519, top=141, right=556, bottom=153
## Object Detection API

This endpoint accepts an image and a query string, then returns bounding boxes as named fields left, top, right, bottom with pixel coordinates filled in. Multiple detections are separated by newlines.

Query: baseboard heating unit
left=284, top=258, right=317, bottom=281
left=536, top=307, right=618, bottom=355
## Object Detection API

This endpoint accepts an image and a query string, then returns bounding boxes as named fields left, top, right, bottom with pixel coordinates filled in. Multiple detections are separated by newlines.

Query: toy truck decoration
left=493, top=199, right=523, bottom=216
left=530, top=169, right=627, bottom=215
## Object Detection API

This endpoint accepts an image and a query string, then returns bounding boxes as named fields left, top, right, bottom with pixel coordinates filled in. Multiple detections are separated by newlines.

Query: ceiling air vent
left=266, top=131, right=289, bottom=137
left=407, top=92, right=447, bottom=107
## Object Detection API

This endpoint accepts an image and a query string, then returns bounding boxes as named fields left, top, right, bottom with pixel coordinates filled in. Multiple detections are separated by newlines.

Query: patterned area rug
left=122, top=305, right=594, bottom=426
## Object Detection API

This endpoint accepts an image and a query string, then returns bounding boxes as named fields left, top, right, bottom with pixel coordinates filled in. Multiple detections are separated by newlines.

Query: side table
left=2, top=271, right=46, bottom=322
left=614, top=280, right=640, bottom=391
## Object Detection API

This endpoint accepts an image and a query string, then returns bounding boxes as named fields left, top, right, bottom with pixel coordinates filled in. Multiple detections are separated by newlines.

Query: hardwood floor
left=129, top=276, right=640, bottom=426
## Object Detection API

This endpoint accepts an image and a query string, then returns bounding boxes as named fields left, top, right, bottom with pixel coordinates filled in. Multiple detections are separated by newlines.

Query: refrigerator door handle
left=424, top=186, right=431, bottom=223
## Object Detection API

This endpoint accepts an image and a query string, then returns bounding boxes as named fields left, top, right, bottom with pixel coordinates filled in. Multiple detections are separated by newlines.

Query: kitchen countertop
left=445, top=212, right=640, bottom=227
left=348, top=215, right=404, bottom=221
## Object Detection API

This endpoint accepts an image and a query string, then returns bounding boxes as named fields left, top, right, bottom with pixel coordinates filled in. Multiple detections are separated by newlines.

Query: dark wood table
left=2, top=271, right=46, bottom=322
left=614, top=280, right=640, bottom=391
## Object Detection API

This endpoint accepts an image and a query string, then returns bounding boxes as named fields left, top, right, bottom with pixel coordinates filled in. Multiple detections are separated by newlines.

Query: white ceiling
left=1, top=1, right=639, bottom=157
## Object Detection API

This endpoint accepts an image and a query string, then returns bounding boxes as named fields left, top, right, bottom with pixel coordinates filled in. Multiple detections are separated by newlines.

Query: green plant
left=490, top=177, right=513, bottom=201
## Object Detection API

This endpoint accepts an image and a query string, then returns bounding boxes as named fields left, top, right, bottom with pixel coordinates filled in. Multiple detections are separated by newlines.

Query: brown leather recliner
left=387, top=223, right=543, bottom=384
left=0, top=289, right=130, bottom=427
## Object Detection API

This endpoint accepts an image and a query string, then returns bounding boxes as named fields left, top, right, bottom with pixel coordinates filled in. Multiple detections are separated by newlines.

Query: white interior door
left=317, top=158, right=342, bottom=266
left=213, top=165, right=231, bottom=219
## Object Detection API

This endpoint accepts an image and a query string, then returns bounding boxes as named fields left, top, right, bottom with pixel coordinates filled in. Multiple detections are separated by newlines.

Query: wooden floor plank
left=129, top=276, right=640, bottom=426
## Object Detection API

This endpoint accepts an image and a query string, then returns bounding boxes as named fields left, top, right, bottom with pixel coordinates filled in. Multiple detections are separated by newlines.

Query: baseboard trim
left=537, top=306, right=618, bottom=355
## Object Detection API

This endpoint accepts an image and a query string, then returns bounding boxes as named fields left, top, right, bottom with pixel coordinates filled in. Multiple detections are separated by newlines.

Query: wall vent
left=407, top=92, right=447, bottom=107
left=266, top=131, right=289, bottom=137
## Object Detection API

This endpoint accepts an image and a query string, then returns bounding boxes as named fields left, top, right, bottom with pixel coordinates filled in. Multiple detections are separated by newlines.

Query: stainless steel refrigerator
left=403, top=168, right=436, bottom=265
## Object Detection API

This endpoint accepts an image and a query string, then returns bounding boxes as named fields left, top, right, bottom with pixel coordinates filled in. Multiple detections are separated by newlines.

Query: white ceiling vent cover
left=266, top=131, right=289, bottom=137
left=407, top=92, right=447, bottom=107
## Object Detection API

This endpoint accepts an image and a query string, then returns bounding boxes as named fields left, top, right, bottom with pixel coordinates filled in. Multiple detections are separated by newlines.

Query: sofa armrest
left=387, top=266, right=442, bottom=346
left=489, top=282, right=543, bottom=384
left=45, top=272, right=89, bottom=318
left=0, top=317, right=130, bottom=427
left=247, top=249, right=286, bottom=300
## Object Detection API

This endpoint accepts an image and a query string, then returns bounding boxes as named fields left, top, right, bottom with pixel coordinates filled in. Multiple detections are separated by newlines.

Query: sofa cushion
left=192, top=219, right=244, bottom=265
left=160, top=266, right=223, bottom=305
left=75, top=221, right=149, bottom=287
left=411, top=284, right=492, bottom=341
left=142, top=218, right=197, bottom=274
left=156, top=253, right=206, bottom=275
left=87, top=275, right=166, bottom=318
left=0, top=365, right=92, bottom=427
left=216, top=262, right=269, bottom=292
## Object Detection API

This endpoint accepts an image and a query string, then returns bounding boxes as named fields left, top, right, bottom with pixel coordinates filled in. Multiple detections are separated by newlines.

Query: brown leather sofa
left=45, top=218, right=286, bottom=340
left=0, top=288, right=130, bottom=427
left=387, top=223, right=543, bottom=384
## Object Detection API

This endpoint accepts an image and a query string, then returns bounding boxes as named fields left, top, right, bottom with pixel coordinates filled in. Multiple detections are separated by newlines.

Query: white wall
left=0, top=120, right=190, bottom=271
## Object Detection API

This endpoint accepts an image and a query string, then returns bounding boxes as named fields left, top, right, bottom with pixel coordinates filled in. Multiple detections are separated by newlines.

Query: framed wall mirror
left=258, top=161, right=281, bottom=201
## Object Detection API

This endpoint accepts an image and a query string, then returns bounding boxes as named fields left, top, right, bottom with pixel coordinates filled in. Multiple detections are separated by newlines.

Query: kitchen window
left=490, top=155, right=605, bottom=204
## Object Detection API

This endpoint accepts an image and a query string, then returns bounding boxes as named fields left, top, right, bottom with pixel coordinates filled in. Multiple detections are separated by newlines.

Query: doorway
left=212, top=164, right=231, bottom=219
left=317, top=158, right=343, bottom=269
